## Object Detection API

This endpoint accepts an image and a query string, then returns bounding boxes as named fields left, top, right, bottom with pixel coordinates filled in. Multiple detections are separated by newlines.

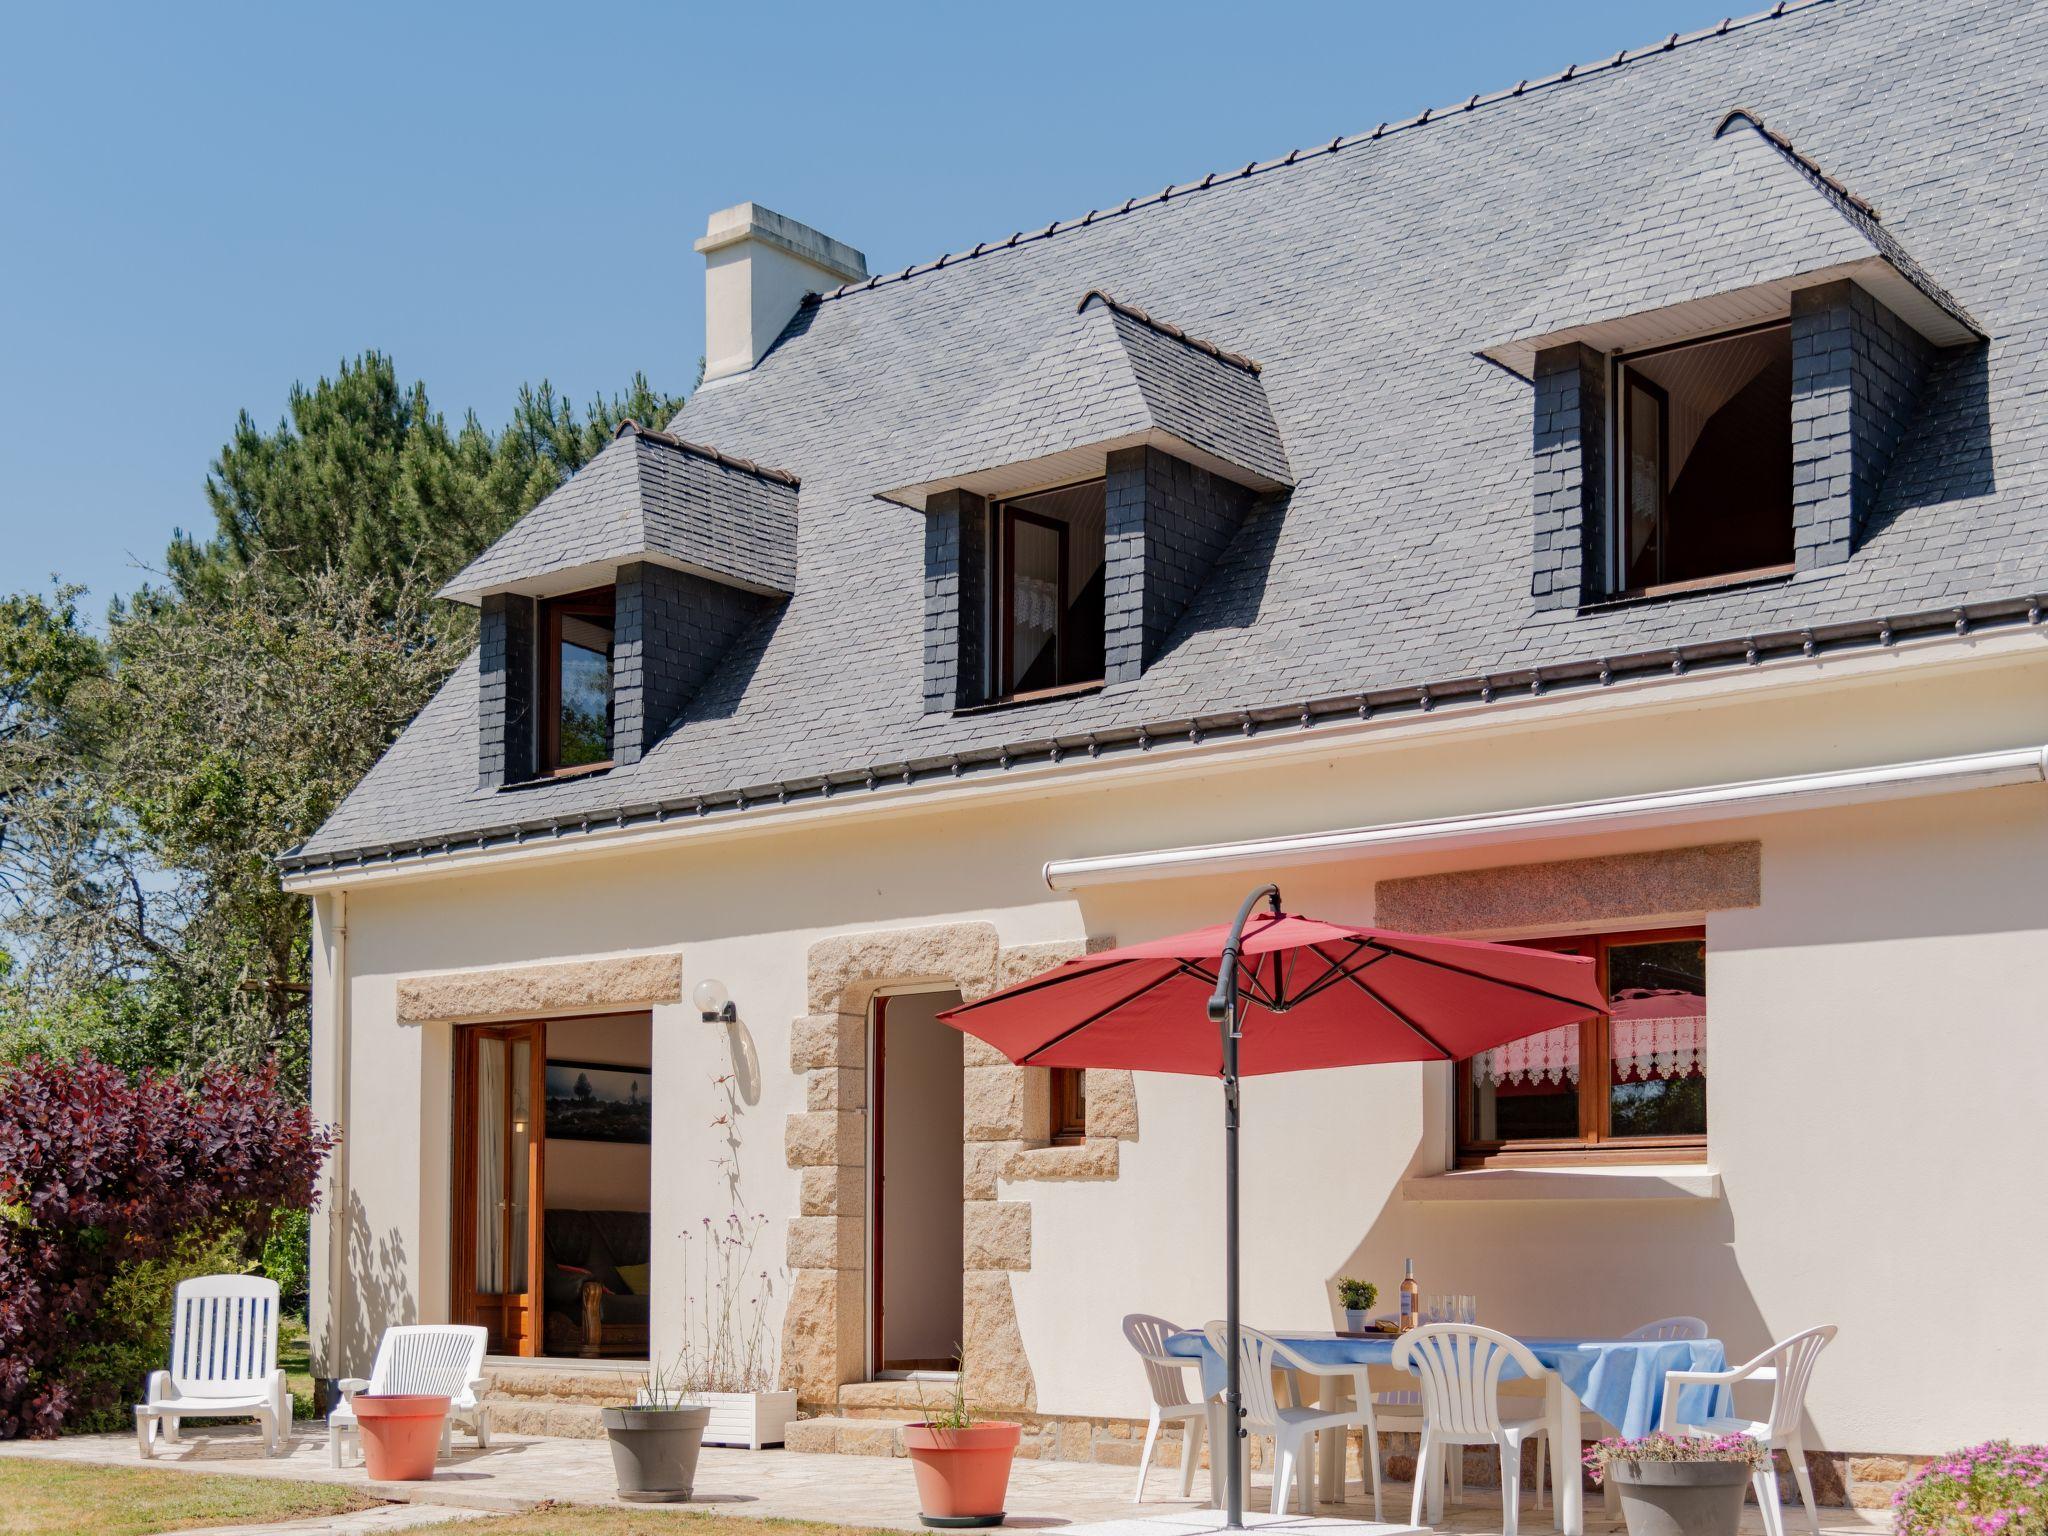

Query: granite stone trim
left=394, top=952, right=681, bottom=1024
left=781, top=926, right=1123, bottom=1414
left=1374, top=842, right=1761, bottom=934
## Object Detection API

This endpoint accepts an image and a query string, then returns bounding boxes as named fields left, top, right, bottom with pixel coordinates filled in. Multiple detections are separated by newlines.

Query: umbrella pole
left=1224, top=1019, right=1243, bottom=1530
left=1209, top=882, right=1279, bottom=1532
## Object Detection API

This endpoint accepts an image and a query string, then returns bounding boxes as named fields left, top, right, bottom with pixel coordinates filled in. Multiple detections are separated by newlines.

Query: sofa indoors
left=541, top=1208, right=651, bottom=1359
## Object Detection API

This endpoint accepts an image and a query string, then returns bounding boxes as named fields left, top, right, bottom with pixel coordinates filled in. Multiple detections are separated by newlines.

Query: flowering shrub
left=0, top=1053, right=333, bottom=1437
left=1894, top=1442, right=2048, bottom=1536
left=1585, top=1432, right=1768, bottom=1484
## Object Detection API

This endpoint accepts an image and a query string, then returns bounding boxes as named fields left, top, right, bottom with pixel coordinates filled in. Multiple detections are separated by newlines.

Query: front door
left=871, top=992, right=964, bottom=1375
left=453, top=1022, right=546, bottom=1355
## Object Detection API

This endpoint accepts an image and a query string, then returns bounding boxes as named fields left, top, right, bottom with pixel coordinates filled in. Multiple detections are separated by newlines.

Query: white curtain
left=475, top=1040, right=506, bottom=1294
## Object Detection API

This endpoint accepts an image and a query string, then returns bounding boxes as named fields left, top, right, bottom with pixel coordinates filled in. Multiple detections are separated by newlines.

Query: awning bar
left=1042, top=744, right=2048, bottom=890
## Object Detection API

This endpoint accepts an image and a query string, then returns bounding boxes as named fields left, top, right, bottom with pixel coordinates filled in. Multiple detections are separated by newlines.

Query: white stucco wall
left=308, top=636, right=2048, bottom=1454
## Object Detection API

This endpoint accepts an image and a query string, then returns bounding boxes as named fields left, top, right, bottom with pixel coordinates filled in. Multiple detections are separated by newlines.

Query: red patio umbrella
left=938, top=883, right=1606, bottom=1529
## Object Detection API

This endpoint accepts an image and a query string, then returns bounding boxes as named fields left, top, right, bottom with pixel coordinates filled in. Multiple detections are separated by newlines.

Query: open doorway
left=453, top=1012, right=652, bottom=1359
left=870, top=992, right=964, bottom=1376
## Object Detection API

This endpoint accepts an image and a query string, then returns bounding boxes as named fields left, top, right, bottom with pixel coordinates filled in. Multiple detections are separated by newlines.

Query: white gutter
left=1043, top=744, right=2048, bottom=890
left=321, top=891, right=350, bottom=1391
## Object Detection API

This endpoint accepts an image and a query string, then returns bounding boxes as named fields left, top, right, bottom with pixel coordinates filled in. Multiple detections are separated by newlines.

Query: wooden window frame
left=1453, top=926, right=1707, bottom=1170
left=537, top=586, right=616, bottom=777
left=1606, top=319, right=1794, bottom=602
left=1049, top=1066, right=1087, bottom=1146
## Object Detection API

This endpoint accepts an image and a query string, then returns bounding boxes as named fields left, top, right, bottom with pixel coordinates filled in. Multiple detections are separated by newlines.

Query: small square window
left=1611, top=323, right=1794, bottom=595
left=990, top=481, right=1106, bottom=701
left=539, top=588, right=615, bottom=774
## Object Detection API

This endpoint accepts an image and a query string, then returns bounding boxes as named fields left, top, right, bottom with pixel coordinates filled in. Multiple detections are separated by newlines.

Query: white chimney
left=694, top=203, right=868, bottom=385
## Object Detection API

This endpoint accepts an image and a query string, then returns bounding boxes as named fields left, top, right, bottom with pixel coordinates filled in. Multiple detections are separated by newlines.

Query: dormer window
left=541, top=587, right=616, bottom=774
left=993, top=481, right=1106, bottom=701
left=1611, top=321, right=1794, bottom=595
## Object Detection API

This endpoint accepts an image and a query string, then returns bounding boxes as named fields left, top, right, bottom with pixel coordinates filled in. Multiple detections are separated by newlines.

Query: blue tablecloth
left=1163, top=1329, right=1731, bottom=1439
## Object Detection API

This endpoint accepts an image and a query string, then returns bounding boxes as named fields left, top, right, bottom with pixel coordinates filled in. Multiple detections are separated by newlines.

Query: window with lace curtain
left=1456, top=927, right=1706, bottom=1167
left=991, top=480, right=1106, bottom=701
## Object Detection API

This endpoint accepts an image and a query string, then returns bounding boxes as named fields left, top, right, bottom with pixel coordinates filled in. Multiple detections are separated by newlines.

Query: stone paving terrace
left=0, top=1426, right=1898, bottom=1534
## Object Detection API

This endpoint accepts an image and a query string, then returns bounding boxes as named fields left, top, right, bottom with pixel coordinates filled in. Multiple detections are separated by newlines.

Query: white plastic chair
left=1394, top=1324, right=1551, bottom=1536
left=1662, top=1325, right=1836, bottom=1536
left=1205, top=1322, right=1382, bottom=1518
left=1626, top=1316, right=1710, bottom=1342
left=327, top=1324, right=492, bottom=1467
left=135, top=1275, right=290, bottom=1458
left=1122, top=1314, right=1208, bottom=1502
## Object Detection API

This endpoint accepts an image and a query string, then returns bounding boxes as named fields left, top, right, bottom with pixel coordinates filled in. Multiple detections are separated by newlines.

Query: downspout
left=321, top=889, right=351, bottom=1406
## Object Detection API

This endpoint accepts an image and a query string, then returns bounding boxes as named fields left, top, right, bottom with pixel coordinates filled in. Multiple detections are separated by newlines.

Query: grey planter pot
left=602, top=1404, right=711, bottom=1503
left=1608, top=1459, right=1753, bottom=1536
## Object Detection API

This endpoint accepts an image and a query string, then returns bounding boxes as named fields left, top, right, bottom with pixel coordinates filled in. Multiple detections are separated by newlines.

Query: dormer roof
left=879, top=290, right=1291, bottom=510
left=1482, top=108, right=1981, bottom=377
left=438, top=421, right=799, bottom=604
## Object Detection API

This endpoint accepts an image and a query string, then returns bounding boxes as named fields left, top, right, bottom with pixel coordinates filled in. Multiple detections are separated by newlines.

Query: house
left=288, top=0, right=2048, bottom=1502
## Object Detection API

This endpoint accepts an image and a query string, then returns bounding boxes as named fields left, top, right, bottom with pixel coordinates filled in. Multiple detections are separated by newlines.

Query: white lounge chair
left=136, top=1274, right=290, bottom=1458
left=1662, top=1324, right=1836, bottom=1536
left=1122, top=1313, right=1209, bottom=1502
left=328, top=1324, right=491, bottom=1467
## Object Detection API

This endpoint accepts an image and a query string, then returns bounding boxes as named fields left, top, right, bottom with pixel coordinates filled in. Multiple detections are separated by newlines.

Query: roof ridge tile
left=1076, top=290, right=1262, bottom=375
left=613, top=418, right=801, bottom=488
left=807, top=0, right=1834, bottom=307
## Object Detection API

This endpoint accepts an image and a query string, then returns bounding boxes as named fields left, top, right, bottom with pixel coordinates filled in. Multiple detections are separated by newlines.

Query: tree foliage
left=168, top=352, right=683, bottom=616
left=0, top=1054, right=332, bottom=1437
left=0, top=354, right=684, bottom=1090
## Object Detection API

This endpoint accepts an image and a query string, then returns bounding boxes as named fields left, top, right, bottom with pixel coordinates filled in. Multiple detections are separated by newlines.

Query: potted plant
left=604, top=1359, right=712, bottom=1503
left=1586, top=1432, right=1769, bottom=1536
left=1337, top=1277, right=1379, bottom=1333
left=902, top=1370, right=1021, bottom=1529
left=1893, top=1440, right=2048, bottom=1536
left=675, top=1210, right=798, bottom=1448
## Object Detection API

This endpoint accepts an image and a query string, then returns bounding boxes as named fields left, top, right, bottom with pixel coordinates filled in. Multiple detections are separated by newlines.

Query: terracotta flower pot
left=902, top=1421, right=1022, bottom=1529
left=1608, top=1458, right=1753, bottom=1536
left=354, top=1394, right=451, bottom=1482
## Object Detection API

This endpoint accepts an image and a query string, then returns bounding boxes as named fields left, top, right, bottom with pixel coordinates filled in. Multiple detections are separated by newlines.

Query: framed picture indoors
left=543, top=1059, right=653, bottom=1145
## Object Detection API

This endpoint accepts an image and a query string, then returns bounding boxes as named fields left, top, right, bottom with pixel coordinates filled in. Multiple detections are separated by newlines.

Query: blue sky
left=1, top=1, right=1723, bottom=616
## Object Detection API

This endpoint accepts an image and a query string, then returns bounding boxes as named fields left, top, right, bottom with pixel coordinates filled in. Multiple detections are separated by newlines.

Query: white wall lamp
left=693, top=977, right=737, bottom=1024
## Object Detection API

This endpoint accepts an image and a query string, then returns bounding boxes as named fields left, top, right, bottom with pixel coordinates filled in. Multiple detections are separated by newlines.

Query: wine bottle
left=1399, top=1258, right=1419, bottom=1331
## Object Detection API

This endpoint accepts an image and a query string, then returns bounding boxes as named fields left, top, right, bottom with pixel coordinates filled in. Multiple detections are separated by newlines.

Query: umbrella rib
left=1337, top=967, right=1457, bottom=1060
left=1013, top=962, right=1205, bottom=1065
left=1289, top=941, right=1391, bottom=1006
left=946, top=954, right=1148, bottom=1013
left=1369, top=941, right=1601, bottom=1011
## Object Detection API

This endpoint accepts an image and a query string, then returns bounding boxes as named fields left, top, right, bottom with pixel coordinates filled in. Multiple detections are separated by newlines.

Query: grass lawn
left=279, top=1315, right=317, bottom=1423
left=477, top=1511, right=901, bottom=1536
left=0, top=1459, right=376, bottom=1535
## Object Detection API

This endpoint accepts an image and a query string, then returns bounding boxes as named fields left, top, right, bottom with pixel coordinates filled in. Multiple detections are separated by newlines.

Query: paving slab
left=0, top=1426, right=1897, bottom=1534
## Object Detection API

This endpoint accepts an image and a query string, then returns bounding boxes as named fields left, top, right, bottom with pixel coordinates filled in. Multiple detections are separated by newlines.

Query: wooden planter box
left=698, top=1390, right=798, bottom=1450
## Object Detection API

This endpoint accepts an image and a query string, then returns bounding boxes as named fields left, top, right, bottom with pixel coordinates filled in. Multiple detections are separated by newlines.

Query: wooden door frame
left=869, top=996, right=888, bottom=1379
left=452, top=1020, right=547, bottom=1356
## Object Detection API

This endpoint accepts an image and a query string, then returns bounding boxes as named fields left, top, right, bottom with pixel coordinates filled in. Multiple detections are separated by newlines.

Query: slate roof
left=880, top=290, right=1291, bottom=508
left=1484, top=106, right=1980, bottom=372
left=438, top=422, right=800, bottom=602
left=292, top=0, right=2048, bottom=875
